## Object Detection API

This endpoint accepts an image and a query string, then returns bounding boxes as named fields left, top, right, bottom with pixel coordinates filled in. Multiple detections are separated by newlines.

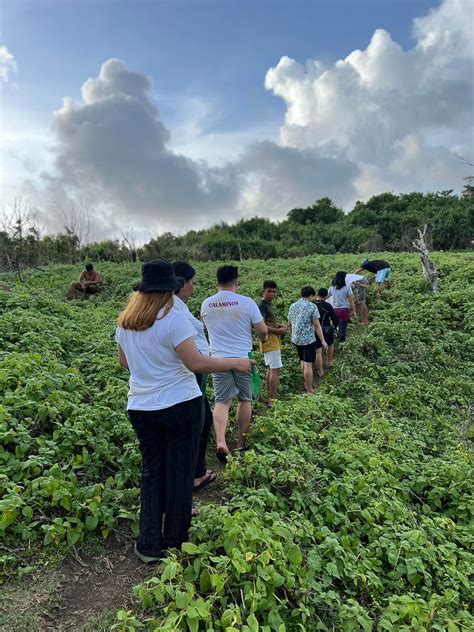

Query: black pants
left=194, top=373, right=213, bottom=479
left=129, top=396, right=201, bottom=556
left=338, top=321, right=348, bottom=342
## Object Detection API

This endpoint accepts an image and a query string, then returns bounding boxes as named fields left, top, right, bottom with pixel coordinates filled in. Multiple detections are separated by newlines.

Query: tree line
left=1, top=190, right=473, bottom=273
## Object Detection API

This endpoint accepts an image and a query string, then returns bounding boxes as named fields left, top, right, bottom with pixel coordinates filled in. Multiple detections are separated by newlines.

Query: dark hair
left=263, top=280, right=277, bottom=290
left=301, top=285, right=316, bottom=298
left=333, top=271, right=346, bottom=290
left=85, top=263, right=93, bottom=271
left=317, top=288, right=328, bottom=298
left=217, top=265, right=238, bottom=286
left=173, top=261, right=196, bottom=282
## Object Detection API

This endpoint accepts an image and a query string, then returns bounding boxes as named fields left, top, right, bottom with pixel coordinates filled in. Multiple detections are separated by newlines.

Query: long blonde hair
left=117, top=291, right=174, bottom=331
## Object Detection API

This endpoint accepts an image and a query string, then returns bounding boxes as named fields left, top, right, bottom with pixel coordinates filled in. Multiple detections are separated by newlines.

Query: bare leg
left=315, top=349, right=324, bottom=378
left=213, top=400, right=232, bottom=455
left=376, top=282, right=383, bottom=298
left=236, top=400, right=252, bottom=449
left=267, top=368, right=280, bottom=404
left=303, top=362, right=314, bottom=393
left=70, top=282, right=82, bottom=299
left=265, top=368, right=271, bottom=405
left=327, top=344, right=334, bottom=368
left=359, top=302, right=369, bottom=325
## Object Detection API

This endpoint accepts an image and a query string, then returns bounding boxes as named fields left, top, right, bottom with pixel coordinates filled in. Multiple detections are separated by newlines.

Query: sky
left=1, top=0, right=473, bottom=240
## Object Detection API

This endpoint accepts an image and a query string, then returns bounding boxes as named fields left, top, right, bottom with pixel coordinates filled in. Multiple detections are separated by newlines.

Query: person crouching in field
left=316, top=288, right=339, bottom=370
left=353, top=275, right=370, bottom=325
left=258, top=280, right=287, bottom=407
left=329, top=272, right=356, bottom=345
left=70, top=263, right=100, bottom=299
left=288, top=286, right=327, bottom=394
left=173, top=261, right=216, bottom=493
left=116, top=261, right=253, bottom=563
left=355, top=258, right=392, bottom=297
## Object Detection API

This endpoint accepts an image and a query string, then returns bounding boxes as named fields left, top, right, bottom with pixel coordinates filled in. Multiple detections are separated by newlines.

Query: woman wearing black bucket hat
left=116, top=260, right=253, bottom=563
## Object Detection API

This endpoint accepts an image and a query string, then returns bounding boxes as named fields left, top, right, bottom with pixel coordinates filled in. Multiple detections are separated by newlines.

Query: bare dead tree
left=453, top=153, right=474, bottom=168
left=120, top=226, right=138, bottom=261
left=52, top=198, right=92, bottom=259
left=1, top=198, right=40, bottom=278
left=412, top=224, right=439, bottom=292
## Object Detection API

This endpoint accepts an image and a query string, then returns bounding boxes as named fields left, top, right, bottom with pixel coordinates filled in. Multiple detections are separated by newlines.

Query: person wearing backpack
left=316, top=288, right=339, bottom=371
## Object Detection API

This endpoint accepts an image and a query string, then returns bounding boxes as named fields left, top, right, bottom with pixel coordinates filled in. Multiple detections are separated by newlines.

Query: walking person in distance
left=288, top=286, right=327, bottom=394
left=258, top=280, right=287, bottom=407
left=355, top=258, right=392, bottom=297
left=329, top=272, right=356, bottom=346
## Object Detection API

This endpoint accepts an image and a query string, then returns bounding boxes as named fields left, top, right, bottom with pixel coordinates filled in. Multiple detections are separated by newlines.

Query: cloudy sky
left=1, top=0, right=473, bottom=239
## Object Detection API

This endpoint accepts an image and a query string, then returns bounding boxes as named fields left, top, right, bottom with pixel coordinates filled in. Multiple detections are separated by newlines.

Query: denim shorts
left=376, top=268, right=391, bottom=283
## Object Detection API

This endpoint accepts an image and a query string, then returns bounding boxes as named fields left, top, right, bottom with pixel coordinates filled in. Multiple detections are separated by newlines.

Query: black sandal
left=193, top=470, right=217, bottom=492
left=216, top=450, right=230, bottom=463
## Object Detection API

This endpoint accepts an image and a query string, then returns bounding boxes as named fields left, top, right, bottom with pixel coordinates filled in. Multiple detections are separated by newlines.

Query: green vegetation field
left=1, top=252, right=473, bottom=631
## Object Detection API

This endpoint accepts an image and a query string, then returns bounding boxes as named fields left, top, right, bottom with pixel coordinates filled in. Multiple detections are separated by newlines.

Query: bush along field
left=0, top=253, right=473, bottom=631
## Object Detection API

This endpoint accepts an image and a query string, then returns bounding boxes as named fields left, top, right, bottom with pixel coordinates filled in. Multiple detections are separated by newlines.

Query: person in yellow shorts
left=258, top=280, right=287, bottom=407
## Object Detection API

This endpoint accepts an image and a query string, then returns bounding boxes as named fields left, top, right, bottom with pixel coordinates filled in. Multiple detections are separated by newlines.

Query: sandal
left=216, top=450, right=230, bottom=463
left=193, top=470, right=217, bottom=492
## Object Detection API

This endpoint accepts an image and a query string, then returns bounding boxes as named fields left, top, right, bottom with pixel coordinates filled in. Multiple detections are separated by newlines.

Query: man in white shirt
left=201, top=266, right=268, bottom=462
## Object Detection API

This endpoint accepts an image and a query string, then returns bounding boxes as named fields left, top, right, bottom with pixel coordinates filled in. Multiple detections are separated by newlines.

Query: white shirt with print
left=201, top=290, right=263, bottom=358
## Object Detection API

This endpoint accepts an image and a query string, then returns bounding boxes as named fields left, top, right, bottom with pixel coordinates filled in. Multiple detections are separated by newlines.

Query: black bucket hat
left=133, top=260, right=184, bottom=292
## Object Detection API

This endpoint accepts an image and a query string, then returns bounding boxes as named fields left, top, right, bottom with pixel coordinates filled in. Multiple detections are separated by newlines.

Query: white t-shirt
left=201, top=290, right=264, bottom=358
left=115, top=306, right=201, bottom=411
left=173, top=295, right=210, bottom=356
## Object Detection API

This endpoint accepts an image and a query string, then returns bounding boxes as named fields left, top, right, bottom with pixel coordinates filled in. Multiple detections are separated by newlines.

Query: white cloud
left=0, top=46, right=16, bottom=83
left=3, top=0, right=473, bottom=237
left=264, top=0, right=473, bottom=199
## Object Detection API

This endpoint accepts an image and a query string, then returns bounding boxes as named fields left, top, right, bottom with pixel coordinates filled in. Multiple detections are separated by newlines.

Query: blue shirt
left=329, top=285, right=353, bottom=308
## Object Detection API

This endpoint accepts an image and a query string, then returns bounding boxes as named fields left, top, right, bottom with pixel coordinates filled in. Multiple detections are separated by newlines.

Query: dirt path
left=1, top=455, right=229, bottom=632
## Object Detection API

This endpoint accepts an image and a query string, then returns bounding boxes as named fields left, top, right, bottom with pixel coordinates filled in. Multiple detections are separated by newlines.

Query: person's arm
left=354, top=281, right=369, bottom=289
left=267, top=325, right=287, bottom=335
left=78, top=271, right=86, bottom=285
left=175, top=337, right=253, bottom=374
left=253, top=320, right=268, bottom=342
left=348, top=293, right=356, bottom=318
left=354, top=267, right=364, bottom=274
left=117, top=345, right=128, bottom=369
left=313, top=319, right=328, bottom=349
left=329, top=304, right=339, bottom=327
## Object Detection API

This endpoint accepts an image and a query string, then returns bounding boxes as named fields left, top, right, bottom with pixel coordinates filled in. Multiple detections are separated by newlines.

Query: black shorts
left=315, top=336, right=323, bottom=350
left=323, top=326, right=335, bottom=347
left=295, top=342, right=316, bottom=363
